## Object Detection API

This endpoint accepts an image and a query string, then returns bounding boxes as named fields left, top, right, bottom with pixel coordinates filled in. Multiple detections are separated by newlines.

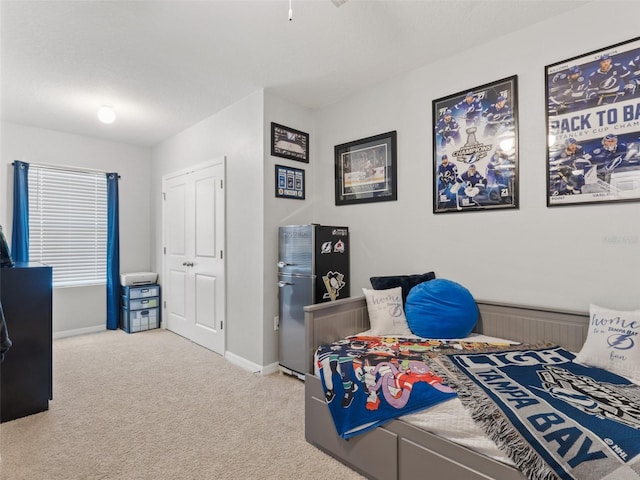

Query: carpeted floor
left=0, top=329, right=365, bottom=479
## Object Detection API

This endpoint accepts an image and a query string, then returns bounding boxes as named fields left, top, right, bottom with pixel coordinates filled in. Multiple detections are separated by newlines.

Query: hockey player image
left=447, top=163, right=489, bottom=209
left=550, top=169, right=579, bottom=196
left=437, top=154, right=458, bottom=189
left=435, top=109, right=461, bottom=147
left=458, top=163, right=486, bottom=196
left=481, top=147, right=515, bottom=204
left=548, top=66, right=589, bottom=114
left=549, top=139, right=591, bottom=196
left=453, top=91, right=483, bottom=127
left=550, top=138, right=589, bottom=169
left=630, top=54, right=640, bottom=86
left=482, top=96, right=513, bottom=138
left=589, top=133, right=629, bottom=183
left=485, top=146, right=515, bottom=188
left=436, top=154, right=458, bottom=208
left=586, top=53, right=636, bottom=105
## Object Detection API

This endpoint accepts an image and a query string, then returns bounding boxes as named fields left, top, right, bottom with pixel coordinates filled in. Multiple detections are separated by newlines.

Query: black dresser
left=0, top=262, right=53, bottom=423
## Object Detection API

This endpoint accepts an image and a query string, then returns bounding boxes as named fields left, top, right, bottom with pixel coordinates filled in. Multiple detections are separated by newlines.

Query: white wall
left=150, top=91, right=314, bottom=370
left=263, top=92, right=315, bottom=366
left=1, top=122, right=152, bottom=334
left=150, top=90, right=266, bottom=368
left=313, top=1, right=640, bottom=312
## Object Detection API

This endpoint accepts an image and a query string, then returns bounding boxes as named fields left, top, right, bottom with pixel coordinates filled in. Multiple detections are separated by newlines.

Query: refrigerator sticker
left=320, top=242, right=333, bottom=254
left=332, top=228, right=348, bottom=236
left=333, top=240, right=345, bottom=253
left=322, top=271, right=346, bottom=301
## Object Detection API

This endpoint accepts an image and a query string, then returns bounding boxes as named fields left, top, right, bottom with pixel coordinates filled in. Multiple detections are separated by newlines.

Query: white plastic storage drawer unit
left=121, top=308, right=159, bottom=333
left=124, top=285, right=159, bottom=299
left=120, top=284, right=161, bottom=333
left=125, top=297, right=159, bottom=310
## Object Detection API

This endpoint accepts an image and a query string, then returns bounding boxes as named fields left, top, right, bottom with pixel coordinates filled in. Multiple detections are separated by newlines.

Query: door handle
left=277, top=261, right=291, bottom=269
left=277, top=281, right=293, bottom=288
left=182, top=261, right=194, bottom=267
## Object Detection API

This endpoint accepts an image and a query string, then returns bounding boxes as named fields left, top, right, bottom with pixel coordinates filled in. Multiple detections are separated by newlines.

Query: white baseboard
left=53, top=325, right=105, bottom=339
left=261, top=361, right=280, bottom=376
left=224, top=351, right=279, bottom=376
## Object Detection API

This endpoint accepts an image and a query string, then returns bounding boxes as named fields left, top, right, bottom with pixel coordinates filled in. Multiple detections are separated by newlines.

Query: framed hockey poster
left=271, top=122, right=309, bottom=163
left=432, top=76, right=519, bottom=214
left=334, top=131, right=397, bottom=206
left=275, top=164, right=305, bottom=200
left=546, top=37, right=640, bottom=207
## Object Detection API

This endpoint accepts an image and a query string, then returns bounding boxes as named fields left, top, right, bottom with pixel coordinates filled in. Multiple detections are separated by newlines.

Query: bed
left=303, top=295, right=608, bottom=480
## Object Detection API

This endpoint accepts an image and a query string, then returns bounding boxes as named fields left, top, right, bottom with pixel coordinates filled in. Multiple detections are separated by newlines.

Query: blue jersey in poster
left=485, top=149, right=515, bottom=187
left=435, top=111, right=461, bottom=147
left=549, top=66, right=589, bottom=113
left=437, top=159, right=458, bottom=188
left=590, top=135, right=629, bottom=177
left=587, top=55, right=636, bottom=103
left=482, top=97, right=512, bottom=137
left=459, top=168, right=486, bottom=188
left=453, top=92, right=483, bottom=127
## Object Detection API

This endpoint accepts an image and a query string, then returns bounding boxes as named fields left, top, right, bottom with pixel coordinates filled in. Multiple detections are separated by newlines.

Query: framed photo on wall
left=271, top=122, right=309, bottom=163
left=275, top=164, right=305, bottom=200
left=432, top=76, right=519, bottom=214
left=334, top=131, right=397, bottom=206
left=545, top=37, right=640, bottom=207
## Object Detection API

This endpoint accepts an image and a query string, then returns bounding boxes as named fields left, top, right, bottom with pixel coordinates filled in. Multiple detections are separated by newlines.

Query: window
left=28, top=165, right=107, bottom=287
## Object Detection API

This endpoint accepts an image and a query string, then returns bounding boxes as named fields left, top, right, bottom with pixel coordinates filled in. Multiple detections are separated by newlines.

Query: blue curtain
left=106, top=173, right=120, bottom=330
left=11, top=161, right=30, bottom=263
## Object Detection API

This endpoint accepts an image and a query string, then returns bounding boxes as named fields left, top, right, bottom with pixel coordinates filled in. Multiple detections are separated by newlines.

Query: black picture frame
left=432, top=76, right=519, bottom=214
left=545, top=37, right=640, bottom=207
left=334, top=131, right=397, bottom=206
left=275, top=164, right=305, bottom=200
left=271, top=122, right=309, bottom=163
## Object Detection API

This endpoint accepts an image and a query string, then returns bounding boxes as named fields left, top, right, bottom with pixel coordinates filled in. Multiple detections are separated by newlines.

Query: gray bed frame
left=304, top=296, right=590, bottom=480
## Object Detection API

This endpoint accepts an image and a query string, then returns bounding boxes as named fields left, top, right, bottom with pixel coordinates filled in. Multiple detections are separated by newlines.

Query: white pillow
left=575, top=304, right=640, bottom=381
left=362, top=286, right=412, bottom=336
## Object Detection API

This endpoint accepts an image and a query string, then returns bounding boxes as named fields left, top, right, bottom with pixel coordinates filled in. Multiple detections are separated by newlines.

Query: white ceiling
left=1, top=0, right=589, bottom=147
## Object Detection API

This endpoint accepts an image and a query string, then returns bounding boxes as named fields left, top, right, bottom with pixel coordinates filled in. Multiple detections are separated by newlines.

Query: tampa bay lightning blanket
left=316, top=336, right=508, bottom=439
left=442, top=346, right=640, bottom=480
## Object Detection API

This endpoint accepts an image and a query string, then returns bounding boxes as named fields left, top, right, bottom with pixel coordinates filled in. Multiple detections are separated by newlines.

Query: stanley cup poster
left=546, top=37, right=640, bottom=207
left=432, top=76, right=519, bottom=214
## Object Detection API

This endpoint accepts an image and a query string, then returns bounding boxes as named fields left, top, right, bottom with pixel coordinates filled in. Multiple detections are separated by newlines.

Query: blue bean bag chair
left=404, top=278, right=478, bottom=338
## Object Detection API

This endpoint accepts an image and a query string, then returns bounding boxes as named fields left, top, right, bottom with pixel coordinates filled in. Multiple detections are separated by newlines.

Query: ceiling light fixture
left=288, top=0, right=293, bottom=21
left=97, top=105, right=116, bottom=124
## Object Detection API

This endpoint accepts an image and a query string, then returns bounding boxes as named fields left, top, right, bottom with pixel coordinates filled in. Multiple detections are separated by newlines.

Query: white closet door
left=163, top=159, right=226, bottom=355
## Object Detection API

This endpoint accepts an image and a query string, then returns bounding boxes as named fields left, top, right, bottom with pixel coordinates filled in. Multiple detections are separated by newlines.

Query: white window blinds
left=28, top=165, right=107, bottom=287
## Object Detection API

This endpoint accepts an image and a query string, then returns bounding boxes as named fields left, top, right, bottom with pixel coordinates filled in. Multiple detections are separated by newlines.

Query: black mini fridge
left=277, top=224, right=349, bottom=378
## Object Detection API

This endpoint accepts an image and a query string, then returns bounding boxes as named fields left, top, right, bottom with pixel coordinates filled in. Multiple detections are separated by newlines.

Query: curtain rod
left=12, top=161, right=120, bottom=178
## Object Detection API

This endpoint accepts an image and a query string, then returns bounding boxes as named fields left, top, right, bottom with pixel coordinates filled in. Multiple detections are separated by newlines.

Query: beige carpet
left=0, top=329, right=365, bottom=480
